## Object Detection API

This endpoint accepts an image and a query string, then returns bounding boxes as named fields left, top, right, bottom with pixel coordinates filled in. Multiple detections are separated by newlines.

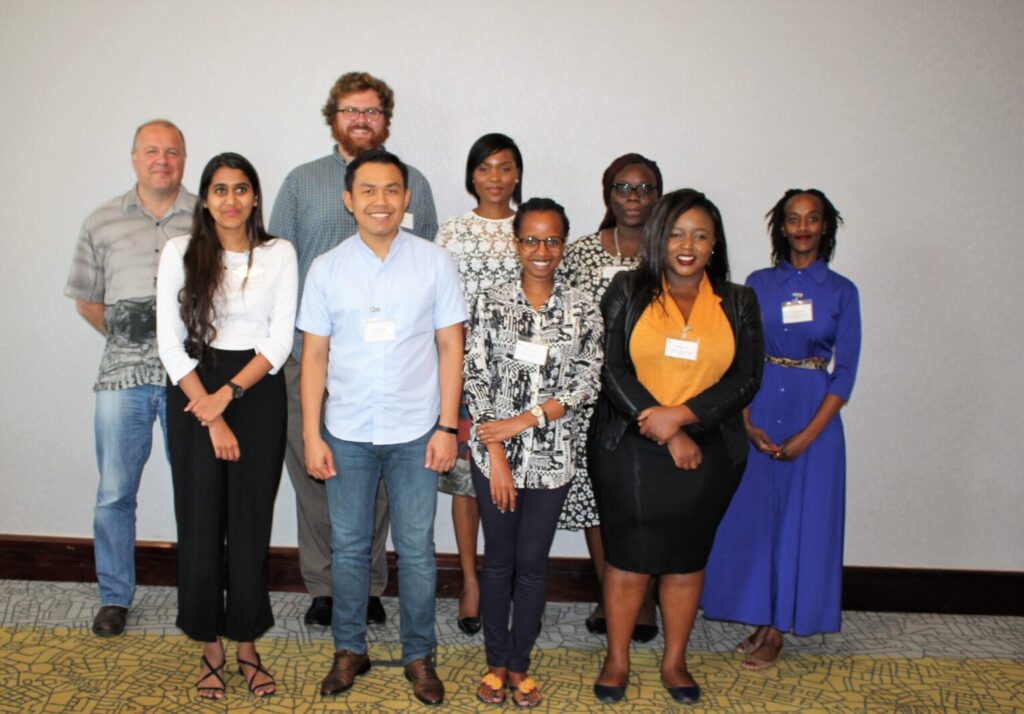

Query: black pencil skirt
left=166, top=348, right=286, bottom=642
left=591, top=425, right=744, bottom=575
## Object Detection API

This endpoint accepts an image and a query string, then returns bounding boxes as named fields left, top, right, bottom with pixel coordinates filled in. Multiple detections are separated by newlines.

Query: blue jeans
left=94, top=385, right=167, bottom=607
left=324, top=428, right=438, bottom=664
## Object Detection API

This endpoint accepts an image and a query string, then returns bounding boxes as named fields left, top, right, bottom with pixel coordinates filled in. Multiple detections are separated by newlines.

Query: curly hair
left=765, top=189, right=843, bottom=265
left=321, top=71, right=395, bottom=126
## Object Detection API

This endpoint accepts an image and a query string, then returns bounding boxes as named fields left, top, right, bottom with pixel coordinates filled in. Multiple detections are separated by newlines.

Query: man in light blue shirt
left=271, top=72, right=438, bottom=628
left=299, top=150, right=464, bottom=705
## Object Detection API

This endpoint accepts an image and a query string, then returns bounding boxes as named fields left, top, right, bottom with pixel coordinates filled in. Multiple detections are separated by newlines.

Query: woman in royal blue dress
left=702, top=188, right=861, bottom=670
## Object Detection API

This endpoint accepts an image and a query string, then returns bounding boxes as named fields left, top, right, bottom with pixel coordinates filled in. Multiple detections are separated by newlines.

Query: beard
left=332, top=121, right=390, bottom=158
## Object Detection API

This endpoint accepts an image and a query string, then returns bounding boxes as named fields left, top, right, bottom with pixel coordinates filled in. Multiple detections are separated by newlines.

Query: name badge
left=401, top=212, right=415, bottom=230
left=665, top=338, right=699, bottom=361
left=782, top=300, right=813, bottom=324
left=363, top=319, right=396, bottom=343
left=601, top=265, right=630, bottom=280
left=514, top=340, right=548, bottom=365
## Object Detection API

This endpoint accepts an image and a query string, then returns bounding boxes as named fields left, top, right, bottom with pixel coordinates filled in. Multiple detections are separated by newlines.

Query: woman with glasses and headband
left=558, top=153, right=664, bottom=642
left=435, top=133, right=524, bottom=637
left=702, top=189, right=860, bottom=671
left=590, top=189, right=763, bottom=705
left=464, top=198, right=602, bottom=707
left=157, top=153, right=297, bottom=700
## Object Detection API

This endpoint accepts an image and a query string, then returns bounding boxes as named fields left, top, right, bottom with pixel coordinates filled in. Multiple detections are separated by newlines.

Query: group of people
left=64, top=70, right=861, bottom=707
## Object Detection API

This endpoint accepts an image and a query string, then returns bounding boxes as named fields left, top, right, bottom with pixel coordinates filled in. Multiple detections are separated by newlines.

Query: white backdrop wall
left=2, top=0, right=1021, bottom=570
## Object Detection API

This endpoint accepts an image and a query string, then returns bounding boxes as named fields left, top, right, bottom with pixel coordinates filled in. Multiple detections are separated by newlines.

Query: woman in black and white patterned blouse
left=464, top=198, right=603, bottom=707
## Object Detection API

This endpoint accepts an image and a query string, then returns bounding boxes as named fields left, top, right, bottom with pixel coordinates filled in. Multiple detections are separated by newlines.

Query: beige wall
left=3, top=0, right=1022, bottom=568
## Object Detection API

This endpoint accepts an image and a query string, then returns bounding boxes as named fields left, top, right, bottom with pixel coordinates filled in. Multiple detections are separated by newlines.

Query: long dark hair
left=180, top=152, right=272, bottom=368
left=634, top=189, right=730, bottom=307
left=598, top=153, right=663, bottom=231
left=766, top=188, right=843, bottom=265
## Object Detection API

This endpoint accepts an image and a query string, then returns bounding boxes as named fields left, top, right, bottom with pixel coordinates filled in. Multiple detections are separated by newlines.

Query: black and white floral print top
left=464, top=277, right=603, bottom=489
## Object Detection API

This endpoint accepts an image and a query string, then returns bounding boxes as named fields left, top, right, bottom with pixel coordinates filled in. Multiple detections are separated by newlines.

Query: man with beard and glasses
left=270, top=71, right=438, bottom=629
left=64, top=119, right=196, bottom=638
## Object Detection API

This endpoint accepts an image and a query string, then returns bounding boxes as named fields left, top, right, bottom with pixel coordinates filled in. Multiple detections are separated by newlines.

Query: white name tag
left=402, top=212, right=415, bottom=230
left=782, top=300, right=813, bottom=324
left=363, top=319, right=397, bottom=342
left=665, top=338, right=699, bottom=361
left=514, top=340, right=548, bottom=365
left=601, top=265, right=630, bottom=280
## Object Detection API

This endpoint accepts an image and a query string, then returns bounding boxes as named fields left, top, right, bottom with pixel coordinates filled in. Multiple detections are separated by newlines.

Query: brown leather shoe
left=92, top=605, right=127, bottom=637
left=404, top=656, right=444, bottom=705
left=320, top=649, right=370, bottom=696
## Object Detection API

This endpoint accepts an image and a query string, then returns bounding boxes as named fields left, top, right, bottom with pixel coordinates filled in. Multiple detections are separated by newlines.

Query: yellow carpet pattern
left=1, top=626, right=1022, bottom=713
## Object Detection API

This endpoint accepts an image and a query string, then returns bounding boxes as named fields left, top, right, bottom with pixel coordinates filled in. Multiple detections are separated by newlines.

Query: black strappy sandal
left=196, top=655, right=226, bottom=699
left=237, top=653, right=276, bottom=697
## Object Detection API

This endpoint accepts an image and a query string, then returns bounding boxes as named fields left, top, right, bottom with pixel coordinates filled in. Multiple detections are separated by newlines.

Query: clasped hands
left=185, top=387, right=239, bottom=461
left=746, top=424, right=811, bottom=461
left=475, top=413, right=532, bottom=445
left=184, top=386, right=232, bottom=427
left=637, top=405, right=701, bottom=470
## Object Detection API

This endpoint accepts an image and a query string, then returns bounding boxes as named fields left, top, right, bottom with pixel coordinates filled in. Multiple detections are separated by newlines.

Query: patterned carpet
left=1, top=580, right=1022, bottom=712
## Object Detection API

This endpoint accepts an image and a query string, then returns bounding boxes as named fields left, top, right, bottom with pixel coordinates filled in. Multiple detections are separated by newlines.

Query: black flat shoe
left=457, top=616, right=481, bottom=635
left=593, top=682, right=626, bottom=703
left=585, top=614, right=607, bottom=635
left=631, top=623, right=659, bottom=643
left=304, top=596, right=333, bottom=626
left=366, top=596, right=386, bottom=625
left=665, top=683, right=701, bottom=704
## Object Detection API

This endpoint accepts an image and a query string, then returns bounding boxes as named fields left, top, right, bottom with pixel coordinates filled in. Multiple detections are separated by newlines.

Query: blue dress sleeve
left=827, top=278, right=861, bottom=401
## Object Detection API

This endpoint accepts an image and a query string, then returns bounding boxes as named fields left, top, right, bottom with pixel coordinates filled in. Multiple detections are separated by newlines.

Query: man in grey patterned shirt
left=64, top=120, right=196, bottom=637
left=271, top=71, right=438, bottom=629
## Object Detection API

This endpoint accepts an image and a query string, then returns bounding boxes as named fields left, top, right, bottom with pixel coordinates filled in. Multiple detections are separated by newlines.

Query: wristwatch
left=530, top=405, right=547, bottom=429
left=227, top=381, right=245, bottom=400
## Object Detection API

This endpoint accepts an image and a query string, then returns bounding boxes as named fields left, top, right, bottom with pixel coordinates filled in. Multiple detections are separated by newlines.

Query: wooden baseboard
left=1, top=535, right=1020, bottom=616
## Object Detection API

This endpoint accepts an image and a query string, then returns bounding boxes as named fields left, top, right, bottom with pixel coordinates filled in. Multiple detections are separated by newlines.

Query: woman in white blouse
left=157, top=153, right=297, bottom=701
left=435, top=133, right=523, bottom=637
left=464, top=198, right=603, bottom=707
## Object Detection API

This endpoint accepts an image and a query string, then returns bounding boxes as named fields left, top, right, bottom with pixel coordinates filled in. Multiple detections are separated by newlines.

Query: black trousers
left=472, top=459, right=570, bottom=673
left=166, top=348, right=285, bottom=642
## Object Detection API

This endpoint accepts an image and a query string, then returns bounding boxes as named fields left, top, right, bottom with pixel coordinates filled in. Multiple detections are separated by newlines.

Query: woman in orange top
left=590, top=189, right=764, bottom=705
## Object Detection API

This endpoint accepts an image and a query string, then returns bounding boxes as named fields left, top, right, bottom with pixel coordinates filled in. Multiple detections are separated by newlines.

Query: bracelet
left=436, top=424, right=458, bottom=435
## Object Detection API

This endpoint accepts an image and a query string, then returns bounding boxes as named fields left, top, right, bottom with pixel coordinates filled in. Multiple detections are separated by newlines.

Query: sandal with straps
left=477, top=672, right=506, bottom=705
left=196, top=654, right=226, bottom=699
left=511, top=676, right=542, bottom=708
left=237, top=653, right=276, bottom=697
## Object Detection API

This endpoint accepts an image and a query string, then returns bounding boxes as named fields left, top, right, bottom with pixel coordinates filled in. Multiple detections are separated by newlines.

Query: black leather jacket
left=592, top=270, right=764, bottom=465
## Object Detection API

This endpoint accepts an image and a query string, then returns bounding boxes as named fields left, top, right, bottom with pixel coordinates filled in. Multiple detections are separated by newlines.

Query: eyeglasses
left=612, top=182, right=658, bottom=198
left=516, top=236, right=565, bottom=250
left=334, top=106, right=386, bottom=121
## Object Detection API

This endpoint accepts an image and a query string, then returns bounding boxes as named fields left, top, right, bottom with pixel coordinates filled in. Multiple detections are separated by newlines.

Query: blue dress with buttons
left=702, top=259, right=861, bottom=636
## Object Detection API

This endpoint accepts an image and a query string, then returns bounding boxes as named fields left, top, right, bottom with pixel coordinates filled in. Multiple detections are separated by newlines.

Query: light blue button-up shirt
left=269, top=148, right=438, bottom=362
left=297, top=230, right=467, bottom=444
